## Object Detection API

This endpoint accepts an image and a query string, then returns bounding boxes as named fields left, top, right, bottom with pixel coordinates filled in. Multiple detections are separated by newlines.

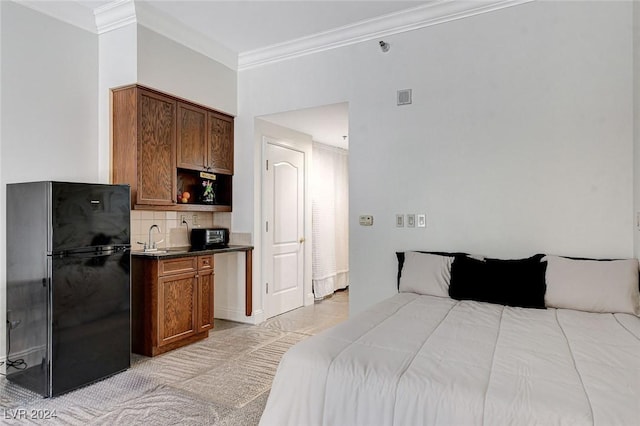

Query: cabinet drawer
left=198, top=255, right=214, bottom=270
left=159, top=257, right=197, bottom=276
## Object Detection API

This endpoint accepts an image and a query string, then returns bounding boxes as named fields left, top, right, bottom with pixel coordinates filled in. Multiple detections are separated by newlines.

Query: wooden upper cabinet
left=111, top=86, right=177, bottom=206
left=177, top=106, right=234, bottom=175
left=112, top=84, right=234, bottom=210
left=138, top=90, right=177, bottom=205
left=208, top=112, right=234, bottom=174
left=177, top=102, right=207, bottom=171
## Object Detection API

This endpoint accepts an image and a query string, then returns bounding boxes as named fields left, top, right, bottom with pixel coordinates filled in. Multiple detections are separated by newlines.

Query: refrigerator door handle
left=54, top=245, right=130, bottom=258
left=55, top=250, right=113, bottom=259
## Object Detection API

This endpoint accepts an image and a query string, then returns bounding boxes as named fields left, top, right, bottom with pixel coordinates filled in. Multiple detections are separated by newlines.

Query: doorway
left=259, top=102, right=349, bottom=319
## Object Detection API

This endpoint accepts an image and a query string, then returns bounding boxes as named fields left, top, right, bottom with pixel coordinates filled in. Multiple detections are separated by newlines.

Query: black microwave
left=191, top=228, right=229, bottom=250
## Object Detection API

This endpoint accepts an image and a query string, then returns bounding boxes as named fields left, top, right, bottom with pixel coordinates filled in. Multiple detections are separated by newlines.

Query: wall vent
left=397, top=89, right=412, bottom=106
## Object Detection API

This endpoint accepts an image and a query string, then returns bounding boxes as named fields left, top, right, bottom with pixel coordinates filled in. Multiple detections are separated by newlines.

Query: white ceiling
left=136, top=1, right=427, bottom=54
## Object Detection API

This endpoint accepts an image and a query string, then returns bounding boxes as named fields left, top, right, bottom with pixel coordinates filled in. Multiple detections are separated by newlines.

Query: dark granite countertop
left=131, top=244, right=253, bottom=259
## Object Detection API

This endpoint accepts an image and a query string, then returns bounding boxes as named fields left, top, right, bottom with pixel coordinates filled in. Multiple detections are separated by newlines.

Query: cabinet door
left=197, top=269, right=214, bottom=332
left=137, top=90, right=177, bottom=205
left=207, top=112, right=234, bottom=174
left=177, top=102, right=207, bottom=171
left=157, top=271, right=197, bottom=346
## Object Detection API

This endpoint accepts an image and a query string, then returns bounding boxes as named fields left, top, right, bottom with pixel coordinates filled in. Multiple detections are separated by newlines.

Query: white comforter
left=260, top=293, right=640, bottom=426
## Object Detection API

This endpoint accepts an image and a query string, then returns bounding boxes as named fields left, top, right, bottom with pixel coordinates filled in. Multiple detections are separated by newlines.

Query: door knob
left=299, top=237, right=305, bottom=243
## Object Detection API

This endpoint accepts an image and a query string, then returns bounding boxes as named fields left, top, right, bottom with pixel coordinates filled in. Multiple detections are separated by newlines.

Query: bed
left=259, top=252, right=640, bottom=426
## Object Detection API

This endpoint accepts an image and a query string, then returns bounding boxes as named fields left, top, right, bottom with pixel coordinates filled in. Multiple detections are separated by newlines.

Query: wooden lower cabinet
left=157, top=271, right=197, bottom=346
left=132, top=255, right=214, bottom=356
left=196, top=255, right=214, bottom=332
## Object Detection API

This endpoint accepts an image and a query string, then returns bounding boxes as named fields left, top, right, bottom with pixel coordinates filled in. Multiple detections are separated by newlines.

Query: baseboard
left=305, top=291, right=315, bottom=306
left=2, top=344, right=45, bottom=374
left=215, top=307, right=265, bottom=325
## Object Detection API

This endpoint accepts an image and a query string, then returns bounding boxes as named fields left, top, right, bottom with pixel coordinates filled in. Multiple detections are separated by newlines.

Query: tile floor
left=0, top=289, right=349, bottom=425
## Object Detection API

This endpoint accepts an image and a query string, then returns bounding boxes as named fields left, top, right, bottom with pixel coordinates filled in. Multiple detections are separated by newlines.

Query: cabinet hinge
left=266, top=221, right=269, bottom=232
left=266, top=283, right=269, bottom=294
left=266, top=160, right=269, bottom=170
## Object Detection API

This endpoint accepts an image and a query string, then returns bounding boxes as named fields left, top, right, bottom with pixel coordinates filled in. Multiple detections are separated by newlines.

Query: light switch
left=359, top=215, right=374, bottom=226
left=417, top=214, right=426, bottom=228
left=407, top=214, right=415, bottom=228
left=396, top=214, right=404, bottom=227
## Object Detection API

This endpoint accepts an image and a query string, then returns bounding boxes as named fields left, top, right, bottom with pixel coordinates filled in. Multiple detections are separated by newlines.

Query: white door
left=264, top=141, right=305, bottom=318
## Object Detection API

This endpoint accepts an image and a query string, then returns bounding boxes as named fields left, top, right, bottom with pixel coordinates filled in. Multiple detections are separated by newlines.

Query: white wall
left=634, top=0, right=640, bottom=257
left=96, top=24, right=238, bottom=184
left=137, top=25, right=237, bottom=116
left=1, top=1, right=98, bottom=361
left=0, top=0, right=4, bottom=370
left=98, top=23, right=137, bottom=183
left=238, top=1, right=635, bottom=315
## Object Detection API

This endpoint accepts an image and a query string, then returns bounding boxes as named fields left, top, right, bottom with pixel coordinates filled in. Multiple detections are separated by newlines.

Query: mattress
left=260, top=293, right=640, bottom=426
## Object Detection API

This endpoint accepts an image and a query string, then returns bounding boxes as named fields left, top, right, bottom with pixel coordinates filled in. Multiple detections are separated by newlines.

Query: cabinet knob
left=299, top=237, right=305, bottom=243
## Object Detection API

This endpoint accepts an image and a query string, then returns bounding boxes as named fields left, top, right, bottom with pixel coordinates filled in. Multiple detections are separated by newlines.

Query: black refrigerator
left=6, top=181, right=131, bottom=397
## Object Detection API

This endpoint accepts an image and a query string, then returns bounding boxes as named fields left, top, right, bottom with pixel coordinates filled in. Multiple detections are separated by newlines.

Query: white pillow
left=399, top=252, right=453, bottom=298
left=544, top=255, right=640, bottom=315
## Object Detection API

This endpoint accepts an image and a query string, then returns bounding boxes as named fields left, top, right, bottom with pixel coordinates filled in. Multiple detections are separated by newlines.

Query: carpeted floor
left=0, top=289, right=349, bottom=425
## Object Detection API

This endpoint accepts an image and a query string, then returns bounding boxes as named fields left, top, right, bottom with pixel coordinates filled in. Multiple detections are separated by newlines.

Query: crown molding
left=94, top=0, right=136, bottom=34
left=238, top=0, right=534, bottom=71
left=93, top=0, right=236, bottom=70
left=16, top=0, right=533, bottom=72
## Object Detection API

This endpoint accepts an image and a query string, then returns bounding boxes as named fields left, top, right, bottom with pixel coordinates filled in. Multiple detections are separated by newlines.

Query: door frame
left=261, top=134, right=314, bottom=318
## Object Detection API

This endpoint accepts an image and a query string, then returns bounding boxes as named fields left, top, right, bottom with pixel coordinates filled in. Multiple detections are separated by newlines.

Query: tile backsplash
left=131, top=211, right=232, bottom=250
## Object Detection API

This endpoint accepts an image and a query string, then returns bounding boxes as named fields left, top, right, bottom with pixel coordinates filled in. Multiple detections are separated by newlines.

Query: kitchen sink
left=132, top=247, right=192, bottom=256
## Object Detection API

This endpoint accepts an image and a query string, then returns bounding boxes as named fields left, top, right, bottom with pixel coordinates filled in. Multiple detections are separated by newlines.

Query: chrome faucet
left=137, top=224, right=164, bottom=252
left=148, top=224, right=163, bottom=250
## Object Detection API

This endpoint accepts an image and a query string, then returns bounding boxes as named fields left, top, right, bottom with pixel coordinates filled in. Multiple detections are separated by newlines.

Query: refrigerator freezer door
left=50, top=250, right=131, bottom=396
left=51, top=182, right=130, bottom=253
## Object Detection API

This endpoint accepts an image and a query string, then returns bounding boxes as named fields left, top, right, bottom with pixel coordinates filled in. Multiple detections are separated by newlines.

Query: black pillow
left=448, top=256, right=492, bottom=302
left=449, top=255, right=547, bottom=309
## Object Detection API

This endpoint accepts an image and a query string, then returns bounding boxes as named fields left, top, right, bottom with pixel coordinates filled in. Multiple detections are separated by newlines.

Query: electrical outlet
left=7, top=310, right=20, bottom=330
left=192, top=214, right=198, bottom=226
left=180, top=215, right=187, bottom=224
left=359, top=215, right=374, bottom=226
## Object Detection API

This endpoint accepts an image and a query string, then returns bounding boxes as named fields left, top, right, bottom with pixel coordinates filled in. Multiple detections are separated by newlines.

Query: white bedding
left=260, top=293, right=640, bottom=426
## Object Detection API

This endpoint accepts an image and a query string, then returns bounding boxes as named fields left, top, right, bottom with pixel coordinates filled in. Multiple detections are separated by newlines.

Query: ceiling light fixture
left=379, top=40, right=390, bottom=53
